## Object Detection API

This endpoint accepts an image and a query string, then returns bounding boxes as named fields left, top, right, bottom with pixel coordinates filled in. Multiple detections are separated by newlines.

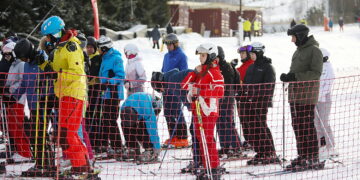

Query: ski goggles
left=1, top=52, right=12, bottom=56
left=237, top=45, right=253, bottom=53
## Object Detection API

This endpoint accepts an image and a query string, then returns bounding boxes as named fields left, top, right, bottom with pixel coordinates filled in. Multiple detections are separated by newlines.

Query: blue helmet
left=41, top=16, right=65, bottom=36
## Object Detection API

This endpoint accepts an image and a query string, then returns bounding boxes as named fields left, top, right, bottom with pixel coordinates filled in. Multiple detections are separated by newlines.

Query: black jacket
left=89, top=54, right=102, bottom=77
left=0, top=58, right=13, bottom=95
left=241, top=56, right=276, bottom=107
left=218, top=59, right=240, bottom=97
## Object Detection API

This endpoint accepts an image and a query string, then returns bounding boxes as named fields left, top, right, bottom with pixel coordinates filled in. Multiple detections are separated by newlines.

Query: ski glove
left=1, top=90, right=17, bottom=106
left=44, top=64, right=57, bottom=80
left=231, top=59, right=238, bottom=68
left=34, top=50, right=48, bottom=65
left=280, top=73, right=296, bottom=82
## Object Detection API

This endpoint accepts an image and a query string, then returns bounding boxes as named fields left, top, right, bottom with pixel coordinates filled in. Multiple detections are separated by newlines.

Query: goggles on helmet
left=237, top=45, right=253, bottom=53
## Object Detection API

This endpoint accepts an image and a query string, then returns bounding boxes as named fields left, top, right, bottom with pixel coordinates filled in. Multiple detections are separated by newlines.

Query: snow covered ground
left=3, top=24, right=360, bottom=179
left=102, top=24, right=360, bottom=179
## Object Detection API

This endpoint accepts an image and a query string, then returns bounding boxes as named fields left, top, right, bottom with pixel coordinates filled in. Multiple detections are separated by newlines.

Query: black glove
left=2, top=92, right=16, bottom=106
left=44, top=64, right=57, bottom=79
left=34, top=51, right=46, bottom=65
left=231, top=59, right=238, bottom=68
left=280, top=73, right=296, bottom=82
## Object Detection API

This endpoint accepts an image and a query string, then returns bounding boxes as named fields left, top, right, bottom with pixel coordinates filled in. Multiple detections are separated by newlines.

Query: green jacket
left=288, top=36, right=323, bottom=104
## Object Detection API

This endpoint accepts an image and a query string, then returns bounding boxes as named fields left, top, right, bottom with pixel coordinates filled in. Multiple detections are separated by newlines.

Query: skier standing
left=40, top=16, right=91, bottom=174
left=280, top=24, right=324, bottom=171
left=243, top=19, right=252, bottom=41
left=315, top=48, right=338, bottom=160
left=4, top=39, right=33, bottom=161
left=14, top=39, right=56, bottom=177
left=85, top=36, right=105, bottom=153
left=97, top=35, right=125, bottom=158
left=233, top=45, right=255, bottom=151
left=216, top=46, right=243, bottom=158
left=161, top=33, right=189, bottom=148
left=181, top=43, right=224, bottom=180
left=151, top=25, right=161, bottom=49
left=123, top=43, right=146, bottom=96
left=150, top=69, right=200, bottom=173
left=239, top=42, right=279, bottom=165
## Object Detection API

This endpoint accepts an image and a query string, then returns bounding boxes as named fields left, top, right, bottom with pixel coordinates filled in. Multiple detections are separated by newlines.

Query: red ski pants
left=193, top=112, right=220, bottom=169
left=59, top=97, right=88, bottom=168
left=6, top=103, right=32, bottom=158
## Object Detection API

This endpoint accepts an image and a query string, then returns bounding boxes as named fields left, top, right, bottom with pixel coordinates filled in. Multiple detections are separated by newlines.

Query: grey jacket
left=125, top=56, right=146, bottom=94
left=6, top=58, right=26, bottom=104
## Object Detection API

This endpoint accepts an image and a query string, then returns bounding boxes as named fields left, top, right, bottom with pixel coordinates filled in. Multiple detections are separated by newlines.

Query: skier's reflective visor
left=237, top=45, right=253, bottom=53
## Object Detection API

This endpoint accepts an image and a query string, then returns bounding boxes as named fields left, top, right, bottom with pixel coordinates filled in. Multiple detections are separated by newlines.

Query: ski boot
left=195, top=167, right=225, bottom=180
left=285, top=156, right=325, bottom=172
left=247, top=153, right=280, bottom=165
left=181, top=161, right=201, bottom=174
left=0, top=162, right=5, bottom=174
left=117, top=148, right=139, bottom=161
left=21, top=166, right=56, bottom=177
left=136, top=149, right=159, bottom=164
left=107, top=147, right=123, bottom=159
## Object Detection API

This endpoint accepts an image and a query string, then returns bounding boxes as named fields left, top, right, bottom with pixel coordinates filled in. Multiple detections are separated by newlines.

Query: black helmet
left=151, top=71, right=164, bottom=92
left=14, top=38, right=35, bottom=60
left=163, top=33, right=179, bottom=45
left=287, top=24, right=309, bottom=43
left=87, top=36, right=98, bottom=51
left=217, top=46, right=225, bottom=62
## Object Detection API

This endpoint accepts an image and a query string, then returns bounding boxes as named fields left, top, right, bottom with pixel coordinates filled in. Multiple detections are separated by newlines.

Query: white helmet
left=97, top=35, right=113, bottom=50
left=2, top=41, right=16, bottom=53
left=320, top=48, right=330, bottom=58
left=196, top=43, right=218, bottom=62
left=250, top=42, right=265, bottom=53
left=124, top=43, right=139, bottom=56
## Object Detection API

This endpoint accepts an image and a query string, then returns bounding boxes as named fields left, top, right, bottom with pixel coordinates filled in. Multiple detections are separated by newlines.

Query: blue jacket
left=121, top=92, right=160, bottom=150
left=17, top=60, right=54, bottom=110
left=163, top=68, right=193, bottom=108
left=99, top=48, right=125, bottom=100
left=161, top=47, right=188, bottom=73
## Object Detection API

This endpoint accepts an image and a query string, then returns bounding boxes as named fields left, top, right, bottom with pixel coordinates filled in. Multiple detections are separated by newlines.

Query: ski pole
left=1, top=99, right=12, bottom=163
left=35, top=74, right=40, bottom=159
left=195, top=100, right=213, bottom=180
left=158, top=104, right=184, bottom=170
left=0, top=98, right=10, bottom=162
left=26, top=1, right=60, bottom=38
left=314, top=106, right=335, bottom=148
left=41, top=76, right=49, bottom=168
left=282, top=82, right=286, bottom=168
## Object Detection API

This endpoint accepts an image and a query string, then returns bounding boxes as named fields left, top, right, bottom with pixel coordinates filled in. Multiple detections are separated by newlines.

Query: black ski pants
left=290, top=103, right=319, bottom=158
left=239, top=102, right=276, bottom=155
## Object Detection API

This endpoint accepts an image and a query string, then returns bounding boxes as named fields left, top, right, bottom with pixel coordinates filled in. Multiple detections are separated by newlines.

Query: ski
left=137, top=169, right=157, bottom=176
left=220, top=155, right=251, bottom=162
left=135, top=160, right=161, bottom=165
left=246, top=166, right=335, bottom=177
left=172, top=156, right=192, bottom=161
left=161, top=144, right=191, bottom=150
left=59, top=169, right=101, bottom=180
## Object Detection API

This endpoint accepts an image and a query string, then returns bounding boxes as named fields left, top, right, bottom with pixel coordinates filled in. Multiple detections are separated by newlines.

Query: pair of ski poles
left=34, top=74, right=50, bottom=168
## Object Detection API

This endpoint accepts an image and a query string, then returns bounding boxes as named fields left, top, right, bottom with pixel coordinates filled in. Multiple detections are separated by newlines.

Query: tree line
left=0, top=0, right=169, bottom=38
